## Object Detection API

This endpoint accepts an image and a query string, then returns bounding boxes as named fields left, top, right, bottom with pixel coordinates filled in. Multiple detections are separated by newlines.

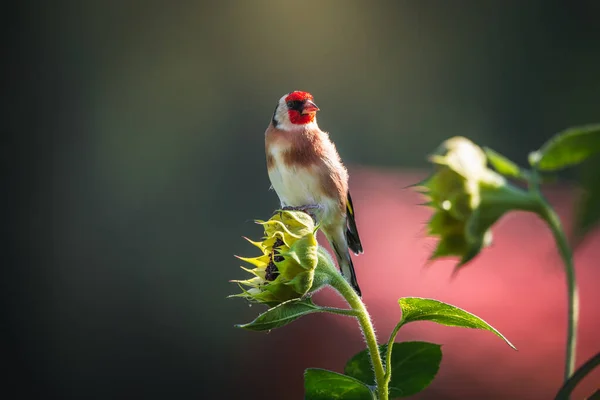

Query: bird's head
left=272, top=91, right=320, bottom=130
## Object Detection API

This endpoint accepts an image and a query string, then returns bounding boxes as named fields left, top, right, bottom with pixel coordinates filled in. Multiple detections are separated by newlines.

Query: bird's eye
left=287, top=100, right=303, bottom=110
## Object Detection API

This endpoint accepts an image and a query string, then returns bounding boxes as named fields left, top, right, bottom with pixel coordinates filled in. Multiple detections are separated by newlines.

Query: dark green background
left=5, top=1, right=599, bottom=399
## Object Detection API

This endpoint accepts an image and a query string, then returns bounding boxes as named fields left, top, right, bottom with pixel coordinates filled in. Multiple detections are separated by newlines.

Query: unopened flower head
left=231, top=210, right=321, bottom=306
left=418, top=137, right=532, bottom=270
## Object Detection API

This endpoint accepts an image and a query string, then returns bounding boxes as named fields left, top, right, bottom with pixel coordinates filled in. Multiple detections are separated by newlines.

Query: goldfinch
left=265, top=91, right=363, bottom=295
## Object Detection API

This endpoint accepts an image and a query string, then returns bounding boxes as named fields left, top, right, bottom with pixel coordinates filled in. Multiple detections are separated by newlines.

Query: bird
left=264, top=90, right=364, bottom=296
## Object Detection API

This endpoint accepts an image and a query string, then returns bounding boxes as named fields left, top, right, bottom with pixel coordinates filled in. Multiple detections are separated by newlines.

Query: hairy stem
left=319, top=306, right=360, bottom=318
left=539, top=201, right=579, bottom=382
left=328, top=271, right=387, bottom=400
left=382, top=320, right=405, bottom=394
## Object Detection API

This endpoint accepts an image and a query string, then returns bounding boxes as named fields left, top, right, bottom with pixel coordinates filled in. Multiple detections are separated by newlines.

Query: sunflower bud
left=418, top=137, right=540, bottom=270
left=231, top=210, right=326, bottom=306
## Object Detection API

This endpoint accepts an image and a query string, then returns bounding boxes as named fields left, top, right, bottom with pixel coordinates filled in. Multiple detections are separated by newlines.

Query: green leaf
left=529, top=124, right=600, bottom=171
left=304, top=369, right=374, bottom=400
left=235, top=298, right=321, bottom=331
left=345, top=342, right=442, bottom=398
left=398, top=297, right=516, bottom=349
left=572, top=157, right=600, bottom=245
left=484, top=147, right=524, bottom=178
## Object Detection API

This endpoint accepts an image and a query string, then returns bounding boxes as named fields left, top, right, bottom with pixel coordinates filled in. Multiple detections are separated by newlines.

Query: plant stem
left=554, top=351, right=600, bottom=400
left=538, top=201, right=579, bottom=382
left=382, top=320, right=405, bottom=394
left=328, top=271, right=387, bottom=400
left=319, top=306, right=360, bottom=318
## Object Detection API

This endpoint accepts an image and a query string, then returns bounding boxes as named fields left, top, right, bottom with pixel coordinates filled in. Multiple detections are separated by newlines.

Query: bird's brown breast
left=265, top=123, right=348, bottom=211
left=265, top=124, right=324, bottom=168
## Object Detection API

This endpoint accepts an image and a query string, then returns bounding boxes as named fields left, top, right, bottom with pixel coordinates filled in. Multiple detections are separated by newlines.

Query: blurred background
left=5, top=1, right=600, bottom=399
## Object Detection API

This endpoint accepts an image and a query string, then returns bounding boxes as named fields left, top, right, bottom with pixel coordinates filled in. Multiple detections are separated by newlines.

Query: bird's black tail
left=346, top=191, right=363, bottom=255
left=331, top=240, right=362, bottom=297
left=345, top=255, right=362, bottom=297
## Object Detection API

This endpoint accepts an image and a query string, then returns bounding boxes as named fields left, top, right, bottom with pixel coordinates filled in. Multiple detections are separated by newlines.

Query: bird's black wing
left=345, top=190, right=363, bottom=255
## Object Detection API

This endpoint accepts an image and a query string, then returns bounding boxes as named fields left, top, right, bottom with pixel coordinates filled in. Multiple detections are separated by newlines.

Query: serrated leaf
left=529, top=124, right=600, bottom=171
left=345, top=342, right=441, bottom=398
left=236, top=298, right=321, bottom=331
left=398, top=297, right=516, bottom=349
left=304, top=369, right=374, bottom=400
left=484, top=147, right=524, bottom=178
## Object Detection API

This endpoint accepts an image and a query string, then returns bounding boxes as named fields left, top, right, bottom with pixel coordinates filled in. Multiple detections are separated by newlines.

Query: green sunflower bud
left=231, top=210, right=327, bottom=306
left=418, top=137, right=540, bottom=270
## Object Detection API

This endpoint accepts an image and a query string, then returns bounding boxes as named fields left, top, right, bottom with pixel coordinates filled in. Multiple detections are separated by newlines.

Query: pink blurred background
left=235, top=169, right=600, bottom=399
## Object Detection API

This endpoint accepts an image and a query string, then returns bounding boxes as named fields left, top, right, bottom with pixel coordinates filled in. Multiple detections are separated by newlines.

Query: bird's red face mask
left=285, top=91, right=320, bottom=125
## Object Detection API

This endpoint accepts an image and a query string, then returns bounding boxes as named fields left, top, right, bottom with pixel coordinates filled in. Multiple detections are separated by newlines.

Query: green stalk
left=538, top=202, right=579, bottom=382
left=554, top=351, right=600, bottom=400
left=327, top=269, right=387, bottom=400
left=382, top=320, right=405, bottom=395
left=319, top=306, right=360, bottom=318
left=528, top=170, right=579, bottom=384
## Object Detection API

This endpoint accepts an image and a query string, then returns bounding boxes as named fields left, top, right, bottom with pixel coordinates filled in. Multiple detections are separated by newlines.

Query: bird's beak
left=301, top=100, right=320, bottom=114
